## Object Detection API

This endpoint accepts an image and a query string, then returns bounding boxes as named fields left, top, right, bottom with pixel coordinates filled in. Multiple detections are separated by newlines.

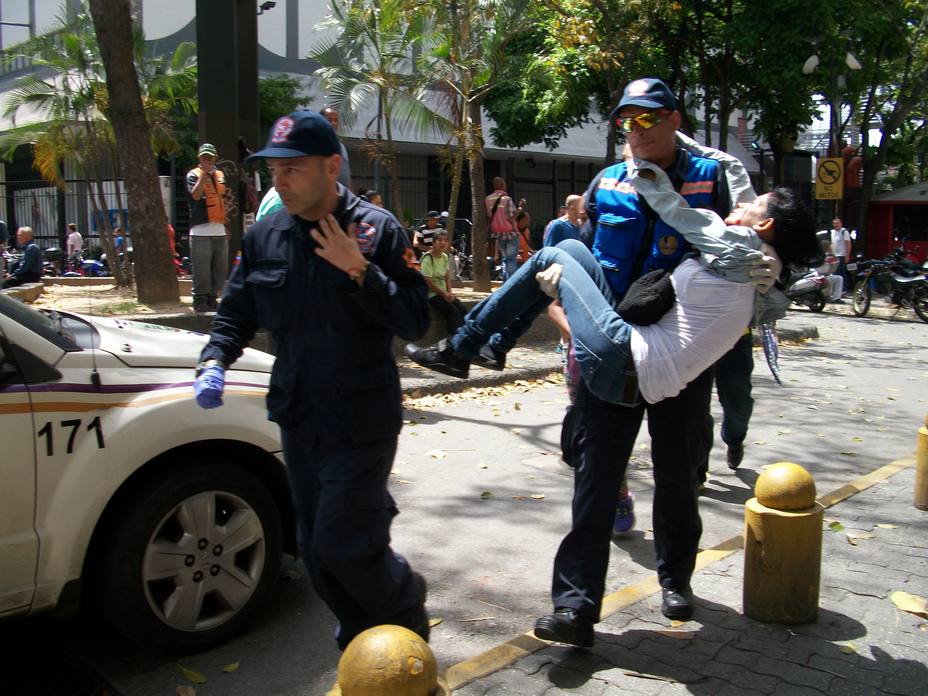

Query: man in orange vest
left=187, top=143, right=228, bottom=312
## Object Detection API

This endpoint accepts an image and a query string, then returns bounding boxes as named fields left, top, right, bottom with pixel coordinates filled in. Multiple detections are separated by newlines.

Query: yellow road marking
left=442, top=455, right=916, bottom=691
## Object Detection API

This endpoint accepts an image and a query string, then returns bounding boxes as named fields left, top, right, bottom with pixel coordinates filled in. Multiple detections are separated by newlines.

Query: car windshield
left=0, top=292, right=98, bottom=350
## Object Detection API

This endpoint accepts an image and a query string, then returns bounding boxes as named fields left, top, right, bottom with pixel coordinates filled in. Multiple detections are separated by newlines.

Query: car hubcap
left=142, top=491, right=266, bottom=632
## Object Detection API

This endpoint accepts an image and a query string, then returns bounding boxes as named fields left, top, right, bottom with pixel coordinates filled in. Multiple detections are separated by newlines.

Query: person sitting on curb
left=2, top=226, right=43, bottom=289
left=419, top=230, right=466, bottom=336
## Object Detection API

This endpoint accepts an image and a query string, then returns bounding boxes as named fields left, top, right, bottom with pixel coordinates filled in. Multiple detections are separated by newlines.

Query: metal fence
left=1, top=178, right=128, bottom=253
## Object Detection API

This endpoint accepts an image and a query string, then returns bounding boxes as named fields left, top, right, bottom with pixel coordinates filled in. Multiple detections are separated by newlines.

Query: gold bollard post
left=743, top=462, right=824, bottom=624
left=916, top=414, right=928, bottom=511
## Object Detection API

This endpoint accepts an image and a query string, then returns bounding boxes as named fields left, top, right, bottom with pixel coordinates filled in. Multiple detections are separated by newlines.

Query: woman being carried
left=405, top=161, right=819, bottom=406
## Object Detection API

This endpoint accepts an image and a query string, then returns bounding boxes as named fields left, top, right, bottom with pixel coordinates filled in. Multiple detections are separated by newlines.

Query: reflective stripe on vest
left=591, top=156, right=719, bottom=297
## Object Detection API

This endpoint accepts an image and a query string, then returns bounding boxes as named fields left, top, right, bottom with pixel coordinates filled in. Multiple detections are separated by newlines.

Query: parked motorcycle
left=849, top=251, right=928, bottom=323
left=785, top=267, right=829, bottom=312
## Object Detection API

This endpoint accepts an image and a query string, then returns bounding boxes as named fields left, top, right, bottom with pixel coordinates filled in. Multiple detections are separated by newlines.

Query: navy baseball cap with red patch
left=247, top=110, right=340, bottom=161
left=612, top=78, right=678, bottom=118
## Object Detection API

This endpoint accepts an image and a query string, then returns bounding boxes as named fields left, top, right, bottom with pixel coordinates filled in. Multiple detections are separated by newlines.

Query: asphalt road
left=3, top=306, right=926, bottom=696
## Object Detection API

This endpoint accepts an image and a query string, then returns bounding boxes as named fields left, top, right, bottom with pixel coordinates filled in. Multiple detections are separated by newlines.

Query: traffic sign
left=815, top=157, right=844, bottom=200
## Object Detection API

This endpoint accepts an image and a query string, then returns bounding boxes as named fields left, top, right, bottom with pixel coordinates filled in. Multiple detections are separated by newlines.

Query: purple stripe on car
left=0, top=381, right=267, bottom=395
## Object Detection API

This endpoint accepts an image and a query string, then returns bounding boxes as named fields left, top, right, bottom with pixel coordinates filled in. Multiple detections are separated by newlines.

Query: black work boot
left=404, top=340, right=470, bottom=378
left=472, top=344, right=506, bottom=371
left=534, top=608, right=594, bottom=647
left=661, top=587, right=694, bottom=620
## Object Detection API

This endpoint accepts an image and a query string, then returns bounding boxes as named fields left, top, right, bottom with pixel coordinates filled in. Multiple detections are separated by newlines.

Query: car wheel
left=852, top=280, right=871, bottom=317
left=100, top=463, right=283, bottom=652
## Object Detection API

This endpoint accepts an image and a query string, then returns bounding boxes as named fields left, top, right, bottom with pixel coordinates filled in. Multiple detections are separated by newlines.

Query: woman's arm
left=676, top=132, right=755, bottom=205
left=628, top=161, right=760, bottom=263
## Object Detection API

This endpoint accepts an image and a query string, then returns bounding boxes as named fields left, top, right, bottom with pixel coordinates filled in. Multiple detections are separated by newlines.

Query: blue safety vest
left=591, top=154, right=719, bottom=297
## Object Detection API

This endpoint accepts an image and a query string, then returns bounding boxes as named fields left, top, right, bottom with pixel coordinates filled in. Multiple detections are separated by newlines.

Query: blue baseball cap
left=613, top=77, right=678, bottom=116
left=247, top=110, right=340, bottom=161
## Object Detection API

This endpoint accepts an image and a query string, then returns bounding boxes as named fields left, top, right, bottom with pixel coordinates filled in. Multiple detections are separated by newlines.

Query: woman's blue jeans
left=451, top=239, right=637, bottom=405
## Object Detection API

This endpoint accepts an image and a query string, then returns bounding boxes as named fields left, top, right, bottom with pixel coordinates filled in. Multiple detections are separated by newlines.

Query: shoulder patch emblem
left=356, top=222, right=377, bottom=256
left=402, top=247, right=420, bottom=270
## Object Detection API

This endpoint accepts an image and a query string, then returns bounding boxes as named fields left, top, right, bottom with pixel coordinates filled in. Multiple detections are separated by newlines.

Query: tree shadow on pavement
left=534, top=597, right=927, bottom=695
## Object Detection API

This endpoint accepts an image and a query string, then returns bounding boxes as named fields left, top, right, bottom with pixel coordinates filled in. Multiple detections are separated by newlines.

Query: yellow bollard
left=743, top=462, right=824, bottom=624
left=332, top=624, right=448, bottom=696
left=916, top=414, right=928, bottom=511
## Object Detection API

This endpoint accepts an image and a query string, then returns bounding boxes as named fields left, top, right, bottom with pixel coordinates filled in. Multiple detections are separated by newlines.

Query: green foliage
left=1, top=1, right=197, bottom=169
left=258, top=74, right=310, bottom=134
left=483, top=19, right=594, bottom=149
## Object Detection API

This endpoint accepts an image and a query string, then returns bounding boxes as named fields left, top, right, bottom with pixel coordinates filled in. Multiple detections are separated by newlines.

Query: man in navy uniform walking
left=194, top=110, right=430, bottom=650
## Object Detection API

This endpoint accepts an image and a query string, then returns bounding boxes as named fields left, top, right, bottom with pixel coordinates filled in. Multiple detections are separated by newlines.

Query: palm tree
left=310, top=0, right=448, bottom=221
left=1, top=1, right=196, bottom=295
left=417, top=0, right=531, bottom=290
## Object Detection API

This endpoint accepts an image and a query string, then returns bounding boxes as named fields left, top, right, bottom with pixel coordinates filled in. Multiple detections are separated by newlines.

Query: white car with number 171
left=0, top=292, right=293, bottom=652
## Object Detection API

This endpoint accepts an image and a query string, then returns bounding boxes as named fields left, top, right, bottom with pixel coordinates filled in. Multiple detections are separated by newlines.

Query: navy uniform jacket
left=200, top=186, right=429, bottom=451
left=586, top=148, right=730, bottom=299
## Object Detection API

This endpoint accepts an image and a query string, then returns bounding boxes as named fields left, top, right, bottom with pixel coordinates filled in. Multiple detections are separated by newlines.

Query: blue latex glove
left=194, top=365, right=225, bottom=409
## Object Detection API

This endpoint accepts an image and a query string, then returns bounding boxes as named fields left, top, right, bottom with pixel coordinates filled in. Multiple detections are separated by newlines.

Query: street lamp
left=257, top=1, right=276, bottom=15
left=802, top=34, right=862, bottom=157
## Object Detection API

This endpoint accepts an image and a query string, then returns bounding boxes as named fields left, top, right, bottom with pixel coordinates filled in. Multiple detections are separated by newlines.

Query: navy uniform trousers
left=281, top=426, right=420, bottom=648
left=554, top=368, right=714, bottom=622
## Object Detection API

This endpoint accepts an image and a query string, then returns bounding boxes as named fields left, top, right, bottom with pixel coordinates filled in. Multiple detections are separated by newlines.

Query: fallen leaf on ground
left=514, top=402, right=522, bottom=411
left=852, top=437, right=864, bottom=442
left=876, top=523, right=898, bottom=529
left=480, top=491, right=493, bottom=499
left=827, top=521, right=845, bottom=532
left=176, top=686, right=196, bottom=696
left=222, top=663, right=240, bottom=673
left=429, top=617, right=443, bottom=627
left=839, top=642, right=857, bottom=654
left=396, top=479, right=411, bottom=484
left=655, top=629, right=695, bottom=639
left=478, top=463, right=488, bottom=469
left=530, top=494, right=545, bottom=500
left=427, top=449, right=446, bottom=460
left=890, top=591, right=928, bottom=618
left=512, top=495, right=525, bottom=500
left=848, top=532, right=875, bottom=540
left=839, top=451, right=857, bottom=457
left=178, top=666, right=207, bottom=684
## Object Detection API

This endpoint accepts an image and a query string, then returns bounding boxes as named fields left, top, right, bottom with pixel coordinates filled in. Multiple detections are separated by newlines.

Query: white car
left=0, top=292, right=293, bottom=652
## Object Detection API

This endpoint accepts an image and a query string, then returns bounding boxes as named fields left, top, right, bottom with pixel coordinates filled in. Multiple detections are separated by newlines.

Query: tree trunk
left=445, top=142, right=465, bottom=243
left=382, top=90, right=405, bottom=224
left=88, top=0, right=178, bottom=305
left=466, top=99, right=490, bottom=292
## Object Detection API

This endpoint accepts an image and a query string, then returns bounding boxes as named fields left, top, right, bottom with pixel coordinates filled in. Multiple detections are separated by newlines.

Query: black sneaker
left=404, top=341, right=470, bottom=378
left=534, top=608, right=594, bottom=647
left=726, top=443, right=744, bottom=470
left=472, top=344, right=506, bottom=371
left=661, top=587, right=694, bottom=620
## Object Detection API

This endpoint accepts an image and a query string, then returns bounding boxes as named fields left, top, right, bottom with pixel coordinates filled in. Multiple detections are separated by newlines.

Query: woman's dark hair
left=765, top=187, right=821, bottom=271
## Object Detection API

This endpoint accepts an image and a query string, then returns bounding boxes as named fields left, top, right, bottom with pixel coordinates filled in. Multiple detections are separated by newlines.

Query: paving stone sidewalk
left=454, top=466, right=928, bottom=695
